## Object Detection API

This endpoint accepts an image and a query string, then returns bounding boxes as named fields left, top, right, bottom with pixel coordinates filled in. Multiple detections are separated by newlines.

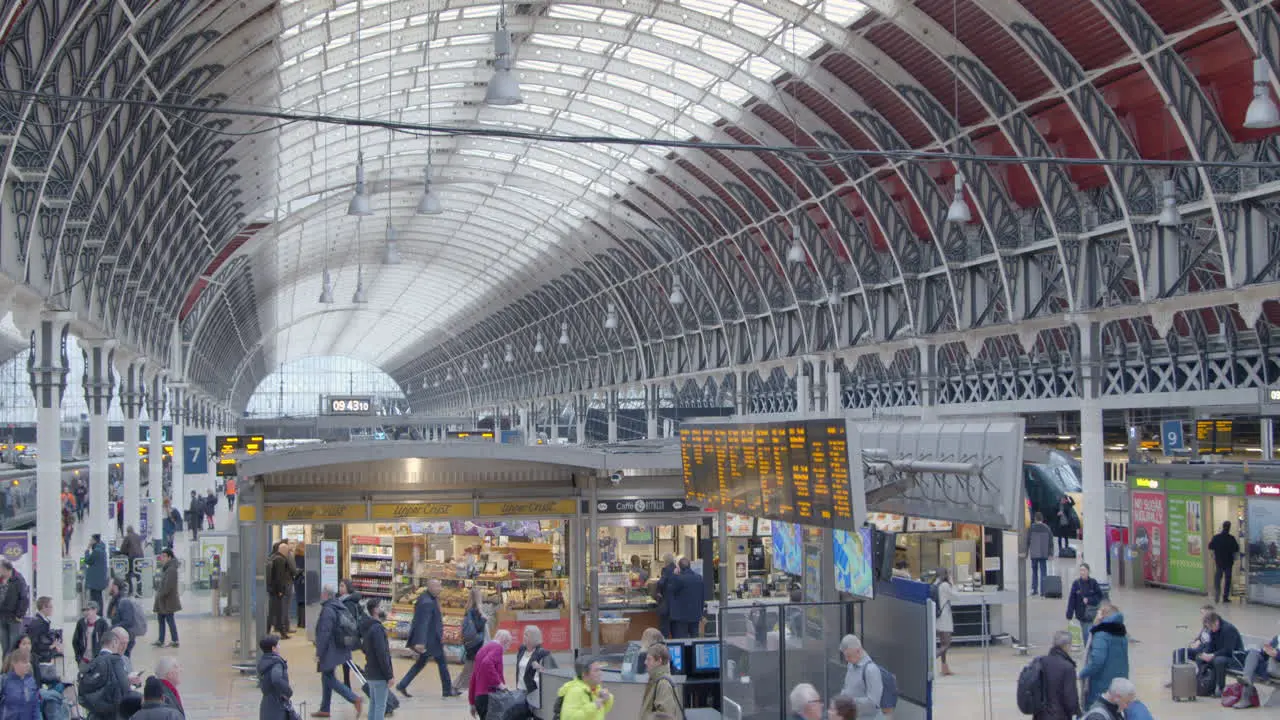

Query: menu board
left=680, top=420, right=855, bottom=530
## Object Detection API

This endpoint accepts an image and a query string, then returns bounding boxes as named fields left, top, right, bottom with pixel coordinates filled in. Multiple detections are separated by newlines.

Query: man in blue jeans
left=1026, top=513, right=1054, bottom=595
left=397, top=578, right=459, bottom=698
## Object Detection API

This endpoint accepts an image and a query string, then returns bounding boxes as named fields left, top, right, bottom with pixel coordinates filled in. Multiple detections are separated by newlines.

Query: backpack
left=171, top=509, right=183, bottom=531
left=331, top=603, right=360, bottom=651
left=121, top=597, right=147, bottom=638
left=40, top=687, right=69, bottom=720
left=1015, top=656, right=1047, bottom=715
left=928, top=584, right=942, bottom=618
left=461, top=611, right=481, bottom=648
left=861, top=662, right=898, bottom=710
left=78, top=653, right=123, bottom=715
left=552, top=684, right=593, bottom=720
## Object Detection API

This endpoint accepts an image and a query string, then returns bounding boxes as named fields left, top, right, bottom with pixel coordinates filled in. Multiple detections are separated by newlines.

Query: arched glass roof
left=256, top=0, right=871, bottom=370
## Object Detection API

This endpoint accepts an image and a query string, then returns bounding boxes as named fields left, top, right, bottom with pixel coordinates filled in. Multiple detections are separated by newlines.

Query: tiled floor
left=52, top=516, right=1280, bottom=718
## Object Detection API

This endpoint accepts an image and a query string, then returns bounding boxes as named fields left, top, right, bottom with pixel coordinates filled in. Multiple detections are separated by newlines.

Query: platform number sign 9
left=183, top=435, right=209, bottom=475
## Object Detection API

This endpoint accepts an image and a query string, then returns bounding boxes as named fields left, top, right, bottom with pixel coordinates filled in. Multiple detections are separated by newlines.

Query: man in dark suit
left=669, top=557, right=707, bottom=639
left=654, top=553, right=675, bottom=638
left=396, top=578, right=458, bottom=698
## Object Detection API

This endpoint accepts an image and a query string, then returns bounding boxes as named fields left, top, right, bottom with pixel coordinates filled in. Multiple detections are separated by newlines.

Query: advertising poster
left=320, top=541, right=339, bottom=594
left=833, top=527, right=875, bottom=599
left=0, top=532, right=31, bottom=614
left=1166, top=494, right=1205, bottom=591
left=1246, top=498, right=1280, bottom=605
left=1131, top=492, right=1167, bottom=584
left=770, top=520, right=803, bottom=575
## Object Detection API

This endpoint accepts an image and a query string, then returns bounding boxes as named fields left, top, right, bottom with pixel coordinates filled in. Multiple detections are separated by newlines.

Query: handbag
left=281, top=698, right=304, bottom=720
left=1081, top=605, right=1099, bottom=624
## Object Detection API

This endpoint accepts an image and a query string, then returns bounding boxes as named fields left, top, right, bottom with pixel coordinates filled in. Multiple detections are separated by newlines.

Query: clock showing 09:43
left=329, top=397, right=373, bottom=415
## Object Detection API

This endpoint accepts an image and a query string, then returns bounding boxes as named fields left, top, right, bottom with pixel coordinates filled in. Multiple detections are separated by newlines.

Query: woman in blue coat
left=0, top=646, right=40, bottom=720
left=1078, top=603, right=1129, bottom=709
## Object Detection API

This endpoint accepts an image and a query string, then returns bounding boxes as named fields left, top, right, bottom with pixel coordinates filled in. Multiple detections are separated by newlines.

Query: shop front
left=1246, top=479, right=1280, bottom=606
left=1126, top=466, right=1247, bottom=597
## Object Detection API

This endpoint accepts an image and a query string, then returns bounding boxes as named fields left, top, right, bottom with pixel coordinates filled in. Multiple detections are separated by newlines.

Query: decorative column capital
left=81, top=339, right=117, bottom=417
left=26, top=311, right=72, bottom=409
left=119, top=361, right=146, bottom=421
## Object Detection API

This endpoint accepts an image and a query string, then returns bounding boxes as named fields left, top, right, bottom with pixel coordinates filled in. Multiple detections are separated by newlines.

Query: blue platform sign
left=183, top=434, right=208, bottom=474
left=1161, top=420, right=1185, bottom=456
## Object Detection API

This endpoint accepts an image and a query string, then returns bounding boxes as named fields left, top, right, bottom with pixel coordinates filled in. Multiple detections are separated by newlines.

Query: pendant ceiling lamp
left=319, top=268, right=335, bottom=304
left=786, top=224, right=805, bottom=264
left=1157, top=178, right=1180, bottom=227
left=558, top=322, right=569, bottom=345
left=382, top=221, right=401, bottom=265
left=485, top=3, right=522, bottom=105
left=534, top=333, right=545, bottom=353
left=505, top=343, right=514, bottom=362
left=604, top=303, right=618, bottom=330
left=1245, top=58, right=1280, bottom=130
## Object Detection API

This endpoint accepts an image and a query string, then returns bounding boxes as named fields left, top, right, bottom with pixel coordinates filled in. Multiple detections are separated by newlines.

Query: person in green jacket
left=558, top=656, right=614, bottom=720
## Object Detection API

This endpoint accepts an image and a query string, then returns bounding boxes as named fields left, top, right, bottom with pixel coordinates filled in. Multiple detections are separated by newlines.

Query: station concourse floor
left=105, top=552, right=1272, bottom=719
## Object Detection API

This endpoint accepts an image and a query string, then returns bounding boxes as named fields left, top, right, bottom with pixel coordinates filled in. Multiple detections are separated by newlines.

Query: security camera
left=609, top=472, right=623, bottom=486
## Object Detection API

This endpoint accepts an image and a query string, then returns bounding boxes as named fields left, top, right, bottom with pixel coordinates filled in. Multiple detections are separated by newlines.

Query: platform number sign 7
left=190, top=445, right=202, bottom=465
left=183, top=435, right=209, bottom=475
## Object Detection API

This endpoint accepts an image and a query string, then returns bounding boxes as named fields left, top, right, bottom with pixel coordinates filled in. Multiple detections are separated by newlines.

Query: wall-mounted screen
left=692, top=641, right=720, bottom=673
left=833, top=527, right=875, bottom=599
left=771, top=520, right=803, bottom=576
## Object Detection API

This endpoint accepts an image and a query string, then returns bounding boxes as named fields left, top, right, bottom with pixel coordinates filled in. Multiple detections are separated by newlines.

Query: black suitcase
left=1041, top=575, right=1063, bottom=599
left=1058, top=546, right=1077, bottom=559
left=346, top=661, right=400, bottom=715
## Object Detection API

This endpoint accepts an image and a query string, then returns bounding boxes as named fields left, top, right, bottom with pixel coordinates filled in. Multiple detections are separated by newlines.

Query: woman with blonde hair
left=516, top=624, right=556, bottom=709
left=454, top=587, right=488, bottom=691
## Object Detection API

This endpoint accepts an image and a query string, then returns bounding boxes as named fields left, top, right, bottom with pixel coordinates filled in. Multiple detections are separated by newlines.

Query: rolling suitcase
left=346, top=660, right=400, bottom=715
left=1171, top=663, right=1197, bottom=702
left=1041, top=574, right=1063, bottom=599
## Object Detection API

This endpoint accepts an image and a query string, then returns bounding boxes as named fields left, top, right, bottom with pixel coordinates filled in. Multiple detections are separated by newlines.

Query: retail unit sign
left=1133, top=478, right=1160, bottom=490
left=264, top=505, right=366, bottom=522
left=371, top=503, right=469, bottom=519
left=477, top=500, right=576, bottom=516
left=581, top=498, right=692, bottom=514
left=1248, top=484, right=1280, bottom=497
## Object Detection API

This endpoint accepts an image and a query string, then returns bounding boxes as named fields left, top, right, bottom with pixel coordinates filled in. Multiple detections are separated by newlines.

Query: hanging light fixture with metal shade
left=319, top=268, right=335, bottom=304
left=382, top=221, right=401, bottom=265
left=485, top=6, right=522, bottom=107
left=1158, top=178, right=1180, bottom=227
left=505, top=343, right=514, bottom=362
left=481, top=355, right=491, bottom=370
left=1245, top=57, right=1280, bottom=129
left=417, top=168, right=443, bottom=215
left=669, top=277, right=685, bottom=305
left=445, top=368, right=452, bottom=381
left=786, top=224, right=805, bottom=264
left=352, top=266, right=368, bottom=304
left=534, top=333, right=545, bottom=353
left=558, top=321, right=569, bottom=345
left=946, top=174, right=971, bottom=224
left=604, top=303, right=618, bottom=330
left=348, top=153, right=373, bottom=217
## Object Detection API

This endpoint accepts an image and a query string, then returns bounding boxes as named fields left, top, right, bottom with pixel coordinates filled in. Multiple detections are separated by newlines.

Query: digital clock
left=326, top=396, right=374, bottom=415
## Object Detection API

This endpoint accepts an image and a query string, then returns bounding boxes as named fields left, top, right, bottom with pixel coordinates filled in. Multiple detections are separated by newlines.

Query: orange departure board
left=679, top=420, right=855, bottom=529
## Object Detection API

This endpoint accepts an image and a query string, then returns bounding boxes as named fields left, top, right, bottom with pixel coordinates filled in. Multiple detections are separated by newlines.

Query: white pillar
left=606, top=392, right=618, bottom=444
left=549, top=400, right=560, bottom=442
left=576, top=397, right=587, bottom=445
left=82, top=340, right=115, bottom=541
left=646, top=384, right=659, bottom=439
left=826, top=366, right=841, bottom=415
left=1081, top=404, right=1106, bottom=583
left=170, top=385, right=186, bottom=511
left=148, top=373, right=166, bottom=504
left=29, top=313, right=71, bottom=615
left=795, top=361, right=810, bottom=417
left=120, top=361, right=142, bottom=534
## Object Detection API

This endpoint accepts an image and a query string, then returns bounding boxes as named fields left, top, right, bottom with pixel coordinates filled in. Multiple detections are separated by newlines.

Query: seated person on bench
left=1197, top=612, right=1246, bottom=697
left=1240, top=634, right=1280, bottom=686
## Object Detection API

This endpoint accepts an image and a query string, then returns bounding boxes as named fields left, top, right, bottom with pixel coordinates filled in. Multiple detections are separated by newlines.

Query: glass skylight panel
left=671, top=61, right=716, bottom=90
left=677, top=0, right=734, bottom=20
left=729, top=3, right=783, bottom=37
left=693, top=33, right=750, bottom=64
left=778, top=26, right=824, bottom=58
left=527, top=33, right=584, bottom=51
left=621, top=46, right=673, bottom=74
left=744, top=55, right=783, bottom=81
left=709, top=80, right=751, bottom=104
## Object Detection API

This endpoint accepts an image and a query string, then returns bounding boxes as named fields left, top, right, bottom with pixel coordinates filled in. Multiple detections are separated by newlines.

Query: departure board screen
left=679, top=420, right=855, bottom=529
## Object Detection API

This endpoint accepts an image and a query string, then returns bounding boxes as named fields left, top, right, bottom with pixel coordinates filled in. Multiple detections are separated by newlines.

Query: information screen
left=1194, top=419, right=1233, bottom=454
left=680, top=420, right=854, bottom=529
left=325, top=396, right=374, bottom=415
left=692, top=641, right=720, bottom=673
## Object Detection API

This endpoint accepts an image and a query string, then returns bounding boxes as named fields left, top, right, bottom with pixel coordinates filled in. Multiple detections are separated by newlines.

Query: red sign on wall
left=496, top=610, right=572, bottom=653
left=1248, top=483, right=1280, bottom=497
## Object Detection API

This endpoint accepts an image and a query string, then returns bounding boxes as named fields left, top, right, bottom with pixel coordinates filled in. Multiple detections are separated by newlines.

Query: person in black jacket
left=668, top=557, right=707, bottom=639
left=396, top=579, right=457, bottom=698
left=1197, top=611, right=1245, bottom=696
left=453, top=588, right=486, bottom=693
left=265, top=542, right=292, bottom=639
left=256, top=635, right=294, bottom=720
left=654, top=554, right=675, bottom=637
left=25, top=596, right=60, bottom=665
left=360, top=598, right=394, bottom=720
left=515, top=625, right=555, bottom=711
left=1034, top=631, right=1081, bottom=720
left=1208, top=521, right=1241, bottom=603
left=72, top=601, right=111, bottom=670
left=0, top=559, right=29, bottom=653
left=1065, top=563, right=1104, bottom=636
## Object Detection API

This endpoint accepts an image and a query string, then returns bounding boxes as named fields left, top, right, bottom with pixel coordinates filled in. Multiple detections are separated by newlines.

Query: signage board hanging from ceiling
left=581, top=498, right=695, bottom=515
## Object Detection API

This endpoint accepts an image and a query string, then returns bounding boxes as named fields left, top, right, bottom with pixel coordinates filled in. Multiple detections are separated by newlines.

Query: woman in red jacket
left=469, top=629, right=514, bottom=718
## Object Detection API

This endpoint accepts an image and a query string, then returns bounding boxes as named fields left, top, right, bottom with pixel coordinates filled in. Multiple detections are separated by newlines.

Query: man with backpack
left=838, top=634, right=895, bottom=719
left=79, top=627, right=140, bottom=720
left=107, top=576, right=147, bottom=658
left=1017, top=630, right=1080, bottom=720
left=314, top=584, right=362, bottom=718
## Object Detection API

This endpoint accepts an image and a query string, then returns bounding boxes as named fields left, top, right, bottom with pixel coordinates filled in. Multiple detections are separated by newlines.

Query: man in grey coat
left=1027, top=512, right=1055, bottom=596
